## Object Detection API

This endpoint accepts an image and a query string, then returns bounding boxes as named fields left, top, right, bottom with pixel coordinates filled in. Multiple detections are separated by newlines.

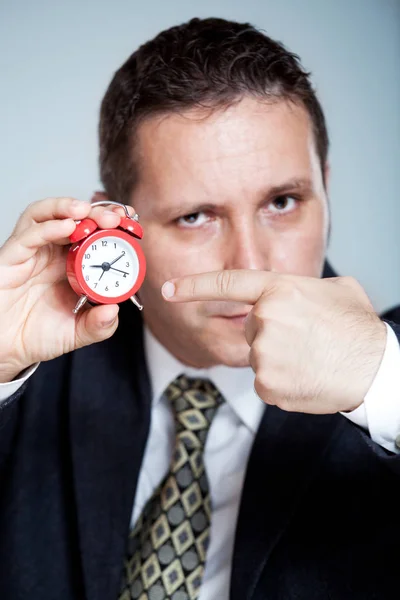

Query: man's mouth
left=218, top=313, right=249, bottom=326
left=204, top=302, right=252, bottom=325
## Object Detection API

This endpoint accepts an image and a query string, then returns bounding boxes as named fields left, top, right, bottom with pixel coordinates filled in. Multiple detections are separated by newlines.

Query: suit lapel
left=69, top=302, right=151, bottom=600
left=230, top=406, right=345, bottom=600
left=322, top=261, right=336, bottom=278
left=67, top=260, right=342, bottom=599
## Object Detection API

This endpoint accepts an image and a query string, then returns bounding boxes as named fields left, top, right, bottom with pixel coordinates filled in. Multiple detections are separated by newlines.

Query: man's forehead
left=138, top=97, right=315, bottom=159
left=133, top=96, right=323, bottom=209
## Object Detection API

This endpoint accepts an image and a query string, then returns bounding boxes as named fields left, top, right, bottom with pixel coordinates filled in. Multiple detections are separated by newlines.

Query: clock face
left=80, top=235, right=139, bottom=298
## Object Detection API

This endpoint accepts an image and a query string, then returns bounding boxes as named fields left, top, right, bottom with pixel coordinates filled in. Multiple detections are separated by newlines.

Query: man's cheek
left=272, top=229, right=326, bottom=277
left=140, top=252, right=176, bottom=288
left=162, top=297, right=205, bottom=333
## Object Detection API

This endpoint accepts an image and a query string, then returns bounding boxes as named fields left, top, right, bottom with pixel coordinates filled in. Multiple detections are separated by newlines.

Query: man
left=0, top=17, right=399, bottom=600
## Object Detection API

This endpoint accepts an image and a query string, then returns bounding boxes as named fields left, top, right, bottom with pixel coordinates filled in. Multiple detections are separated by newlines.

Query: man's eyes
left=175, top=196, right=299, bottom=228
left=269, top=195, right=298, bottom=214
left=177, top=212, right=208, bottom=228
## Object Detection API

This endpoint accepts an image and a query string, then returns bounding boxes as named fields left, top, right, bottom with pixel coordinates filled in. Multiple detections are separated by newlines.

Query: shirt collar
left=143, top=326, right=265, bottom=434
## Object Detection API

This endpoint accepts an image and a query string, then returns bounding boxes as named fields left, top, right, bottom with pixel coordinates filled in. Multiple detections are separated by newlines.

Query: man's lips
left=217, top=313, right=249, bottom=324
left=219, top=313, right=249, bottom=318
left=202, top=302, right=252, bottom=322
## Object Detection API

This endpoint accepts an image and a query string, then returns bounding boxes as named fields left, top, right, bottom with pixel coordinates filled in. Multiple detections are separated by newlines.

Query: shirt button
left=395, top=435, right=400, bottom=450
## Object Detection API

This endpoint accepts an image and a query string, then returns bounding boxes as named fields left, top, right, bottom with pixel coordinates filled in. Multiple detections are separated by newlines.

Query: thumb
left=74, top=304, right=119, bottom=348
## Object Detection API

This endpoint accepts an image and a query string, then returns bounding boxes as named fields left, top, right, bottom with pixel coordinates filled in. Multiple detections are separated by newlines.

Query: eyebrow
left=265, top=177, right=314, bottom=197
left=155, top=202, right=219, bottom=222
left=156, top=177, right=314, bottom=221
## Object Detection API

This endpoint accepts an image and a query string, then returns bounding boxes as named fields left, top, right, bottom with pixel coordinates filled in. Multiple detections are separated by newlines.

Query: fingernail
left=162, top=281, right=175, bottom=299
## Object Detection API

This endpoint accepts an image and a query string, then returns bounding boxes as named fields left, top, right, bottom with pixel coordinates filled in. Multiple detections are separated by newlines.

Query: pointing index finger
left=162, top=270, right=277, bottom=304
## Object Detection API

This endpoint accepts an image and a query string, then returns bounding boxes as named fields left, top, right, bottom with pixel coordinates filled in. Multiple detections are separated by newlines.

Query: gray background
left=1, top=0, right=399, bottom=312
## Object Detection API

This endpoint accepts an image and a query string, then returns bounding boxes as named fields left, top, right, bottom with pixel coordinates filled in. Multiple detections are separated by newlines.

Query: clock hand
left=109, top=253, right=125, bottom=266
left=110, top=267, right=130, bottom=276
left=88, top=262, right=127, bottom=279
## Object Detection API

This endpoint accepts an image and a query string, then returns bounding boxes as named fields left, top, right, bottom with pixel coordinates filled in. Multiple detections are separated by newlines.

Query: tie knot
left=165, top=375, right=224, bottom=450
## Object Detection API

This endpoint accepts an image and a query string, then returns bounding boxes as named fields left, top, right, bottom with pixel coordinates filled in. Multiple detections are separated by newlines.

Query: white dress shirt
left=0, top=323, right=399, bottom=598
left=135, top=327, right=265, bottom=598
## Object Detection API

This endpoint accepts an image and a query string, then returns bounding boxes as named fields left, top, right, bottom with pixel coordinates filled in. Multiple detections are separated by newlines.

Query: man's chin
left=206, top=331, right=250, bottom=368
left=219, top=354, right=251, bottom=368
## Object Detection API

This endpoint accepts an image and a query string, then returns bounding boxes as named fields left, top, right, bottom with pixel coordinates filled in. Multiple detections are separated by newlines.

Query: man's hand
left=0, top=197, right=135, bottom=383
left=162, top=270, right=387, bottom=414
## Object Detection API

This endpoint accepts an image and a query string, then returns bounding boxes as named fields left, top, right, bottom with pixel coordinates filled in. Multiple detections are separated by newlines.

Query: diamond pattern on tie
left=119, top=375, right=224, bottom=600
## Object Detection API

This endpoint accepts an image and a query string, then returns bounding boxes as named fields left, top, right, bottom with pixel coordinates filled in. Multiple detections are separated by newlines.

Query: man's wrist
left=342, top=317, right=387, bottom=413
left=341, top=323, right=400, bottom=453
left=0, top=363, right=36, bottom=385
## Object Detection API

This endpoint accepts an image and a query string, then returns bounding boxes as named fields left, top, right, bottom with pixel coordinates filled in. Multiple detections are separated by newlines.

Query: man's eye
left=269, top=195, right=297, bottom=214
left=177, top=212, right=208, bottom=228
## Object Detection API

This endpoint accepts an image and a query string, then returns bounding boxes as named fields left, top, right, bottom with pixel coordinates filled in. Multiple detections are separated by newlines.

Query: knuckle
left=20, top=224, right=39, bottom=248
left=254, top=367, right=268, bottom=393
left=334, top=275, right=368, bottom=302
left=254, top=376, right=264, bottom=397
left=61, top=196, right=74, bottom=208
left=189, top=277, right=197, bottom=298
left=252, top=300, right=270, bottom=323
left=39, top=220, right=53, bottom=235
left=276, top=395, right=290, bottom=411
left=24, top=199, right=41, bottom=216
left=276, top=279, right=301, bottom=301
left=254, top=375, right=273, bottom=404
left=276, top=278, right=293, bottom=293
left=216, top=270, right=233, bottom=297
left=337, top=275, right=359, bottom=289
left=276, top=394, right=298, bottom=412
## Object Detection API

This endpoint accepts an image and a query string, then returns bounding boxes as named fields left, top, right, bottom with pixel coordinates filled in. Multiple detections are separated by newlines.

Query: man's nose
left=224, top=222, right=267, bottom=271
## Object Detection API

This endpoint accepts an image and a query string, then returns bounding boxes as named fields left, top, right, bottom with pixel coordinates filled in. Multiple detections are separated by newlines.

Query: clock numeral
left=102, top=241, right=108, bottom=247
left=115, top=281, right=119, bottom=287
left=123, top=273, right=127, bottom=278
left=94, top=283, right=98, bottom=288
left=84, top=253, right=91, bottom=259
left=114, top=243, right=117, bottom=249
left=126, top=262, right=130, bottom=267
left=121, top=250, right=125, bottom=256
left=82, top=264, right=85, bottom=270
left=85, top=275, right=89, bottom=282
left=91, top=244, right=97, bottom=251
left=105, top=286, right=109, bottom=292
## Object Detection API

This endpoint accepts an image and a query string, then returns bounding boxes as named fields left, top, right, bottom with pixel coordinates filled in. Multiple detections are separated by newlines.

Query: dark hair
left=99, top=17, right=329, bottom=202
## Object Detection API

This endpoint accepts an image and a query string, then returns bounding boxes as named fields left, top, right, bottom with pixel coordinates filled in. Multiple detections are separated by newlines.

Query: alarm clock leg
left=73, top=295, right=88, bottom=314
left=130, top=295, right=143, bottom=311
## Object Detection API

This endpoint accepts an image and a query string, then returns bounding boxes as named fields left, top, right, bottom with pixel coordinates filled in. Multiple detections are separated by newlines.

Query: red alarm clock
left=66, top=200, right=146, bottom=314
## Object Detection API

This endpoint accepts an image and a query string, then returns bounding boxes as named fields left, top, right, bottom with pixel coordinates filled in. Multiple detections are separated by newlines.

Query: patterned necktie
left=119, top=375, right=224, bottom=600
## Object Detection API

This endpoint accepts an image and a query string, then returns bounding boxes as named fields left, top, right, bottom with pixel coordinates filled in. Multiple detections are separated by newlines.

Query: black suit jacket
left=1, top=263, right=400, bottom=600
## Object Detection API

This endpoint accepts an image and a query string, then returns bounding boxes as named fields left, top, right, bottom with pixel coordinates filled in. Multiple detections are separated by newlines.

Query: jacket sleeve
left=0, top=383, right=28, bottom=478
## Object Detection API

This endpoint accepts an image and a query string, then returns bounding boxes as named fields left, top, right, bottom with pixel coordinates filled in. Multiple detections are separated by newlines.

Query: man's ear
left=323, top=162, right=330, bottom=193
left=324, top=162, right=331, bottom=245
left=91, top=190, right=108, bottom=203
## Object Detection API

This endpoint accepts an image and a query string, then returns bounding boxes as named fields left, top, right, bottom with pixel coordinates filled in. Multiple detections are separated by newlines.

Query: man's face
left=130, top=97, right=329, bottom=368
